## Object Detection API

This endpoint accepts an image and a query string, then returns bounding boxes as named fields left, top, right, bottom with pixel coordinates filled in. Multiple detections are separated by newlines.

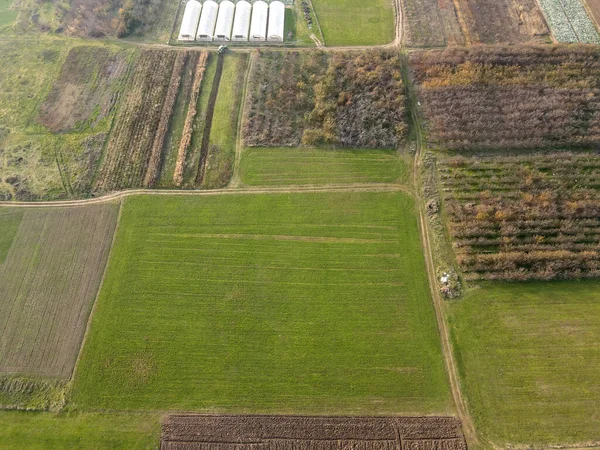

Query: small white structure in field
left=214, top=0, right=235, bottom=41
left=267, top=1, right=285, bottom=42
left=231, top=0, right=251, bottom=41
left=196, top=0, right=219, bottom=41
left=249, top=0, right=268, bottom=41
left=178, top=0, right=202, bottom=41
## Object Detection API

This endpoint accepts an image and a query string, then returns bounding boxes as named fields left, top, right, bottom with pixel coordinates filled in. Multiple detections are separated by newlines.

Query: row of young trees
left=243, top=50, right=407, bottom=149
left=440, top=151, right=600, bottom=280
left=411, top=46, right=600, bottom=150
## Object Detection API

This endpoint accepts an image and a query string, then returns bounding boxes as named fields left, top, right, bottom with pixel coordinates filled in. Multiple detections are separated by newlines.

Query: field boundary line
left=400, top=51, right=482, bottom=449
left=68, top=198, right=123, bottom=388
left=229, top=51, right=254, bottom=188
left=0, top=184, right=413, bottom=209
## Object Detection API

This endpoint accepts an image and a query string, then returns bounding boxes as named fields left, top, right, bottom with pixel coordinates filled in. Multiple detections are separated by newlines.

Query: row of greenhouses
left=178, top=0, right=285, bottom=42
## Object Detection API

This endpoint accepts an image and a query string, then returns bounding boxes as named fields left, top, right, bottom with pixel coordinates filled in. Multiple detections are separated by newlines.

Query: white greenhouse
left=214, top=0, right=235, bottom=41
left=231, top=0, right=251, bottom=41
left=267, top=1, right=285, bottom=42
left=196, top=0, right=219, bottom=41
left=249, top=0, right=268, bottom=41
left=178, top=0, right=202, bottom=41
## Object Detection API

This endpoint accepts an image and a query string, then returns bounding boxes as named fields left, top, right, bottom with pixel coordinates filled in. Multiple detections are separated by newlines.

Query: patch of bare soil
left=161, top=415, right=467, bottom=450
left=39, top=46, right=128, bottom=132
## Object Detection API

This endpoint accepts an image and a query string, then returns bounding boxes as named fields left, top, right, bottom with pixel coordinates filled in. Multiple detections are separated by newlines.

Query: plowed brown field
left=161, top=415, right=467, bottom=450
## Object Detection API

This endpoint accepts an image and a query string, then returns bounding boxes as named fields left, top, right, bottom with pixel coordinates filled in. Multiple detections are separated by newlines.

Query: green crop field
left=0, top=411, right=159, bottom=449
left=72, top=192, right=452, bottom=414
left=448, top=282, right=600, bottom=446
left=312, top=0, right=395, bottom=46
left=239, top=148, right=408, bottom=186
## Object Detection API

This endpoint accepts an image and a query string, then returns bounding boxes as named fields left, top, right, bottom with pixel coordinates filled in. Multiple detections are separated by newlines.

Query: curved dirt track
left=0, top=184, right=413, bottom=209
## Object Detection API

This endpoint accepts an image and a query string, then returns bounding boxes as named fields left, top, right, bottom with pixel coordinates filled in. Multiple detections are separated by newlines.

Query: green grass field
left=202, top=53, right=248, bottom=189
left=448, top=282, right=600, bottom=446
left=72, top=192, right=451, bottom=414
left=0, top=0, right=17, bottom=29
left=0, top=209, right=22, bottom=262
left=312, top=0, right=395, bottom=46
left=239, top=148, right=407, bottom=186
left=0, top=411, right=159, bottom=449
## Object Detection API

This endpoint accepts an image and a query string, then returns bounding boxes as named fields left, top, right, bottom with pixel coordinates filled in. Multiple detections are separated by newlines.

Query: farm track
left=0, top=184, right=413, bottom=209
left=401, top=53, right=482, bottom=449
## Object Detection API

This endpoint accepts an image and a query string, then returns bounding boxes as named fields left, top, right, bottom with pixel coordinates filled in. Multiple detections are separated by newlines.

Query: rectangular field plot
left=0, top=411, right=159, bottom=449
left=0, top=204, right=119, bottom=379
left=239, top=148, right=407, bottom=186
left=72, top=192, right=452, bottom=413
left=161, top=415, right=467, bottom=449
left=448, top=282, right=600, bottom=445
left=311, top=0, right=395, bottom=46
left=439, top=151, right=600, bottom=281
left=411, top=46, right=600, bottom=151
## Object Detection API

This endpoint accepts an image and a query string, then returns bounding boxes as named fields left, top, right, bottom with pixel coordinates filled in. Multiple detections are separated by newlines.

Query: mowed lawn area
left=448, top=282, right=600, bottom=446
left=239, top=148, right=407, bottom=186
left=0, top=411, right=159, bottom=449
left=72, top=192, right=452, bottom=414
left=312, top=0, right=395, bottom=46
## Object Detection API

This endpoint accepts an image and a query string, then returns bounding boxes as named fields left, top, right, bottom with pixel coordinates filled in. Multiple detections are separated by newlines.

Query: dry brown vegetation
left=244, top=51, right=407, bottom=149
left=39, top=46, right=130, bottom=132
left=173, top=52, right=209, bottom=187
left=402, top=0, right=548, bottom=46
left=161, top=415, right=467, bottom=450
left=94, top=49, right=182, bottom=191
left=0, top=204, right=118, bottom=379
left=143, top=51, right=188, bottom=188
left=440, top=151, right=600, bottom=281
left=585, top=0, right=600, bottom=30
left=411, top=45, right=600, bottom=150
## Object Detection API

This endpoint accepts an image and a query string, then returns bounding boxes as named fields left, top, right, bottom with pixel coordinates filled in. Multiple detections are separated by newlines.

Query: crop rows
left=243, top=51, right=407, bottom=149
left=538, top=0, right=600, bottom=43
left=161, top=415, right=466, bottom=450
left=411, top=46, right=600, bottom=151
left=173, top=52, right=209, bottom=187
left=439, top=151, right=600, bottom=280
left=95, top=49, right=180, bottom=191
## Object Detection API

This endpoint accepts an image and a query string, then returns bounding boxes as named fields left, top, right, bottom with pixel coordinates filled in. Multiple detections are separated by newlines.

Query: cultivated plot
left=439, top=151, right=600, bottom=281
left=243, top=51, right=407, bottom=149
left=0, top=204, right=119, bottom=379
left=448, top=281, right=600, bottom=446
left=161, top=415, right=467, bottom=449
left=311, top=0, right=395, bottom=46
left=72, top=192, right=452, bottom=414
left=538, top=0, right=600, bottom=43
left=239, top=148, right=407, bottom=186
left=411, top=46, right=600, bottom=150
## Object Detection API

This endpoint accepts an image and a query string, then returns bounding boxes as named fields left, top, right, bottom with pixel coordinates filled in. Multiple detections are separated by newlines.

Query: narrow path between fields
left=0, top=184, right=413, bottom=208
left=401, top=51, right=482, bottom=449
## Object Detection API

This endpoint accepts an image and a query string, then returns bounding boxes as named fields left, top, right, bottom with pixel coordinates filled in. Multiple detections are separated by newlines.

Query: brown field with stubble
left=402, top=0, right=548, bottom=46
left=0, top=204, right=118, bottom=379
left=95, top=49, right=182, bottom=191
left=161, top=415, right=467, bottom=450
left=585, top=0, right=600, bottom=27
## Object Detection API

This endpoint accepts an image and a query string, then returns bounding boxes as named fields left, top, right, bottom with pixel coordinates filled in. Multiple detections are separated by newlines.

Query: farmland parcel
left=411, top=46, right=600, bottom=151
left=72, top=192, right=452, bottom=414
left=0, top=204, right=118, bottom=396
left=448, top=281, right=600, bottom=446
